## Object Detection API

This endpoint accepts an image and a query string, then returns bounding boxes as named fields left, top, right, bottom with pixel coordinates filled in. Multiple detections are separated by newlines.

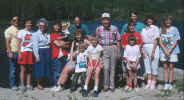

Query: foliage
left=0, top=0, right=184, bottom=22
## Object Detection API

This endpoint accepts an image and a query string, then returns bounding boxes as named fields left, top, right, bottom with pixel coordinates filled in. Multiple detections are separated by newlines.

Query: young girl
left=17, top=19, right=34, bottom=92
left=159, top=16, right=181, bottom=90
left=70, top=42, right=88, bottom=92
left=82, top=34, right=103, bottom=97
left=123, top=35, right=141, bottom=92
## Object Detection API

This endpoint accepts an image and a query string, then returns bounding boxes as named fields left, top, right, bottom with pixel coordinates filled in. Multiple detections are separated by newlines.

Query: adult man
left=4, top=16, right=20, bottom=90
left=96, top=13, right=121, bottom=91
left=121, top=10, right=145, bottom=34
left=68, top=16, right=90, bottom=40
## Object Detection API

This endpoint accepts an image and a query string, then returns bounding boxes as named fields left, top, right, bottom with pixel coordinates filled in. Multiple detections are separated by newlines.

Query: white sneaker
left=168, top=85, right=173, bottom=90
left=124, top=86, right=130, bottom=91
left=144, top=84, right=150, bottom=89
left=26, top=85, right=33, bottom=91
left=11, top=86, right=18, bottom=91
left=53, top=86, right=63, bottom=92
left=128, top=87, right=133, bottom=92
left=50, top=86, right=57, bottom=91
left=164, top=84, right=169, bottom=90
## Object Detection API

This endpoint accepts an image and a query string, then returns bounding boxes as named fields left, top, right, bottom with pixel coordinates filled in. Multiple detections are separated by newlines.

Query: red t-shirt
left=121, top=32, right=143, bottom=48
left=50, top=32, right=60, bottom=59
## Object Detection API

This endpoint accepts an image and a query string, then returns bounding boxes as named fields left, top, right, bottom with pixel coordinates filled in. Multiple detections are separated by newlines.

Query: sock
left=84, top=85, right=88, bottom=90
left=134, top=84, right=137, bottom=88
left=94, top=86, right=98, bottom=91
left=165, top=81, right=169, bottom=86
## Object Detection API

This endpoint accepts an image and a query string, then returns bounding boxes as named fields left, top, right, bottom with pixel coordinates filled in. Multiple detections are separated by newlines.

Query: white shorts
left=160, top=54, right=178, bottom=62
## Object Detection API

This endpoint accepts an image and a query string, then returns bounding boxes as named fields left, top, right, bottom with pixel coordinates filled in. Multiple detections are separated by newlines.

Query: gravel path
left=0, top=86, right=183, bottom=100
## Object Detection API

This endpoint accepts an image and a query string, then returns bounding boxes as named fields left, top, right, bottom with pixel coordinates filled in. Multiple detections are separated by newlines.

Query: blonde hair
left=79, top=42, right=87, bottom=50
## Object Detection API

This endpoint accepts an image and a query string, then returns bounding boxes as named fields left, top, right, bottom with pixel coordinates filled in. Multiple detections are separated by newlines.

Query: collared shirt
left=141, top=25, right=160, bottom=44
left=96, top=25, right=120, bottom=44
left=32, top=30, right=50, bottom=58
left=68, top=24, right=90, bottom=40
left=4, top=25, right=19, bottom=52
left=121, top=32, right=143, bottom=48
left=160, top=26, right=180, bottom=55
left=121, top=21, right=145, bottom=34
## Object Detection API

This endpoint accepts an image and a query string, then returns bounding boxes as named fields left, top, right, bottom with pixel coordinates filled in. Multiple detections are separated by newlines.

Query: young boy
left=17, top=19, right=34, bottom=92
left=82, top=34, right=103, bottom=97
left=123, top=35, right=141, bottom=92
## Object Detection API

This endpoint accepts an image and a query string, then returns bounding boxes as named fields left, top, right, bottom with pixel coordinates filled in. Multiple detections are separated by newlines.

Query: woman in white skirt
left=141, top=14, right=160, bottom=89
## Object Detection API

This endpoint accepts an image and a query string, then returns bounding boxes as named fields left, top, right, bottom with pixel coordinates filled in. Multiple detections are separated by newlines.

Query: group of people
left=4, top=10, right=181, bottom=97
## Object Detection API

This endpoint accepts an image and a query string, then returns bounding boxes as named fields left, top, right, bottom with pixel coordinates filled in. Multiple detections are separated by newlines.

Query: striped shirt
left=96, top=25, right=120, bottom=44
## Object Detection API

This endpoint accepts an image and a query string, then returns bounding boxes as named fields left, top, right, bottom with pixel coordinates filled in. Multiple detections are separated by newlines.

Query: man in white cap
left=96, top=13, right=121, bottom=92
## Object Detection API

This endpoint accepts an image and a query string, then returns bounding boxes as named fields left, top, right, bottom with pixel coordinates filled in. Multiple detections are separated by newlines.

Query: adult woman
left=121, top=21, right=143, bottom=48
left=53, top=30, right=84, bottom=92
left=141, top=14, right=160, bottom=89
left=32, top=19, right=51, bottom=90
left=159, top=16, right=180, bottom=90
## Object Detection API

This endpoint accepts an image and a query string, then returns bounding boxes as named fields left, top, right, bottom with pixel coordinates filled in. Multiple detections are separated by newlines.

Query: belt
left=100, top=43, right=116, bottom=46
left=39, top=46, right=50, bottom=48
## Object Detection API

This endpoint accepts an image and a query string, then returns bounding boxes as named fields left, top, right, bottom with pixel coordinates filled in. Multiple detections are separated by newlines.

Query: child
left=123, top=35, right=141, bottom=92
left=70, top=42, right=88, bottom=92
left=82, top=34, right=103, bottom=97
left=17, top=19, right=34, bottom=92
left=159, top=16, right=180, bottom=90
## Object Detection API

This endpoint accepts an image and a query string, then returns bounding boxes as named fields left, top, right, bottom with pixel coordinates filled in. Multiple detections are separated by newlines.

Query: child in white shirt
left=70, top=42, right=88, bottom=92
left=123, top=35, right=141, bottom=92
left=82, top=34, right=103, bottom=97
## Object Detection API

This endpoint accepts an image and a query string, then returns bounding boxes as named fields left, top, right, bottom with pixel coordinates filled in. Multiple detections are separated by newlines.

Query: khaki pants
left=102, top=45, right=118, bottom=89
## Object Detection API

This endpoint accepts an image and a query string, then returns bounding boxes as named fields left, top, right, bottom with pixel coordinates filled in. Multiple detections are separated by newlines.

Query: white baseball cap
left=102, top=13, right=110, bottom=18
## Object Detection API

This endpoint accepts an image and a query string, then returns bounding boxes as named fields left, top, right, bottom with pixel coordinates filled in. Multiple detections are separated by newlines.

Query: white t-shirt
left=123, top=45, right=141, bottom=62
left=141, top=25, right=160, bottom=44
left=75, top=51, right=88, bottom=73
left=87, top=44, right=103, bottom=60
left=17, top=29, right=33, bottom=52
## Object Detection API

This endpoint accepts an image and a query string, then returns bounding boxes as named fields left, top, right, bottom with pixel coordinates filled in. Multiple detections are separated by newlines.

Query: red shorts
left=18, top=51, right=33, bottom=65
left=88, top=59, right=102, bottom=68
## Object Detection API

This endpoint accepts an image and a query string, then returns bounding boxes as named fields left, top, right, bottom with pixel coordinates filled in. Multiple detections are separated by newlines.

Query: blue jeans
left=52, top=56, right=67, bottom=85
left=7, top=52, right=20, bottom=87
